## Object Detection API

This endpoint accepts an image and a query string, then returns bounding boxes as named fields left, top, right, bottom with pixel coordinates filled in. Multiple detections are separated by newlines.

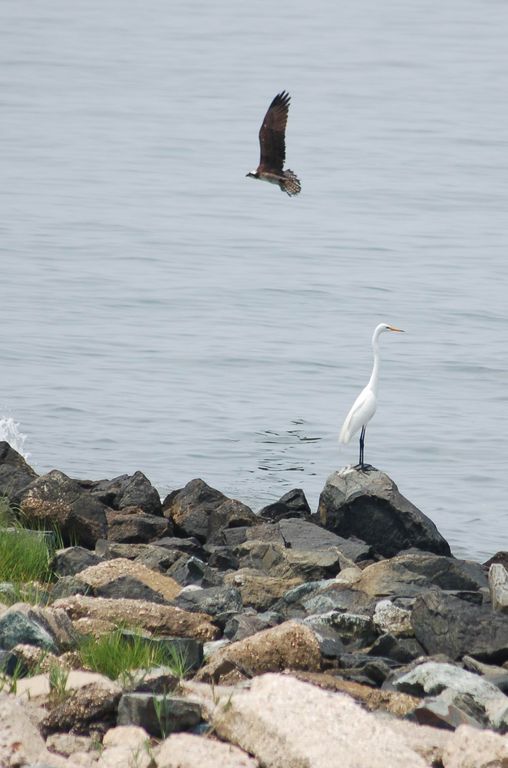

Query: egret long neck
left=367, top=335, right=381, bottom=392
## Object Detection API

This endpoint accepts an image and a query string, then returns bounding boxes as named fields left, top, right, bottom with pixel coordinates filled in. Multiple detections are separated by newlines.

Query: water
left=1, top=0, right=508, bottom=562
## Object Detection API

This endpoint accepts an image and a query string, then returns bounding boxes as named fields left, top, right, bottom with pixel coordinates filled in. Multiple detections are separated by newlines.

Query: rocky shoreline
left=0, top=440, right=507, bottom=767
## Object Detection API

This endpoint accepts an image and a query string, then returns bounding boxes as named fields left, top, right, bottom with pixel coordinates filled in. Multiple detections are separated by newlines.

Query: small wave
left=0, top=416, right=29, bottom=460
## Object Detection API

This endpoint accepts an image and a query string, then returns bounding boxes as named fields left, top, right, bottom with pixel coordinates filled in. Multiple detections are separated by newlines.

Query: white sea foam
left=0, top=416, right=29, bottom=460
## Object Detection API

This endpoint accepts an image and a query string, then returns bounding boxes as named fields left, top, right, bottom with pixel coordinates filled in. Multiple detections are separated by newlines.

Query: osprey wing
left=258, top=91, right=290, bottom=173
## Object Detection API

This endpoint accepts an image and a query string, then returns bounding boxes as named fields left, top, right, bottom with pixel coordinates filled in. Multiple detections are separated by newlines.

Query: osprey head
left=246, top=170, right=259, bottom=179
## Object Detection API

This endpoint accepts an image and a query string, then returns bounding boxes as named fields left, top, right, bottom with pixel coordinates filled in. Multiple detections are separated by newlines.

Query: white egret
left=339, top=323, right=405, bottom=470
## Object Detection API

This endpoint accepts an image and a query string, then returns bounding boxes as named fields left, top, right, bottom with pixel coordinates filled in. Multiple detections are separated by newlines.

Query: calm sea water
left=1, top=0, right=508, bottom=562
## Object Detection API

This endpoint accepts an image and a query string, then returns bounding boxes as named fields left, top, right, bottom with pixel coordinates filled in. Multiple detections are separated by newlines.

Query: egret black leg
left=359, top=425, right=366, bottom=468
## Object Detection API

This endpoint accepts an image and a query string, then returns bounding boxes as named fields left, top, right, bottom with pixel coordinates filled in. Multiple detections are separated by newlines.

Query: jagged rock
left=224, top=610, right=282, bottom=642
left=156, top=536, right=206, bottom=557
left=414, top=688, right=489, bottom=730
left=163, top=479, right=257, bottom=544
left=301, top=582, right=376, bottom=617
left=489, top=563, right=508, bottom=613
left=278, top=518, right=372, bottom=563
left=207, top=673, right=430, bottom=768
left=389, top=661, right=508, bottom=731
left=484, top=551, right=508, bottom=570
left=318, top=467, right=451, bottom=558
left=129, top=667, right=179, bottom=693
left=106, top=509, right=170, bottom=543
left=166, top=555, right=222, bottom=587
left=225, top=568, right=302, bottom=611
left=0, top=604, right=77, bottom=653
left=196, top=621, right=322, bottom=685
left=334, top=653, right=399, bottom=686
left=90, top=471, right=162, bottom=516
left=53, top=595, right=219, bottom=641
left=117, top=692, right=202, bottom=737
left=352, top=553, right=487, bottom=599
left=147, top=635, right=203, bottom=673
left=367, top=634, right=425, bottom=664
left=174, top=585, right=242, bottom=620
left=411, top=591, right=508, bottom=663
left=462, top=655, right=508, bottom=694
left=0, top=442, right=38, bottom=499
left=258, top=488, right=312, bottom=522
left=373, top=599, right=413, bottom=636
left=41, top=682, right=122, bottom=736
left=235, top=540, right=341, bottom=581
left=52, top=546, right=102, bottom=577
left=15, top=470, right=108, bottom=548
left=303, top=611, right=377, bottom=653
left=271, top=579, right=331, bottom=618
left=49, top=575, right=89, bottom=601
left=0, top=648, right=22, bottom=676
left=204, top=545, right=239, bottom=571
left=75, top=558, right=182, bottom=602
left=155, top=732, right=259, bottom=768
left=442, top=723, right=508, bottom=768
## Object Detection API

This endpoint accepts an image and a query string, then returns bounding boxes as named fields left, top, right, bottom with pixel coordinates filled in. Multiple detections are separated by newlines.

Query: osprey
left=246, top=91, right=301, bottom=196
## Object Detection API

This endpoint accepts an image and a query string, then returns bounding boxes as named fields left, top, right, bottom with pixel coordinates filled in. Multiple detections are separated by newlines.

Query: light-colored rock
left=334, top=566, right=362, bottom=586
left=45, top=732, right=97, bottom=757
left=442, top=724, right=508, bottom=768
left=77, top=557, right=182, bottom=601
left=0, top=693, right=74, bottom=767
left=224, top=568, right=302, bottom=611
left=489, top=563, right=508, bottom=613
left=378, top=716, right=449, bottom=766
left=156, top=732, right=259, bottom=768
left=392, top=661, right=508, bottom=731
left=373, top=599, right=413, bottom=636
left=196, top=621, right=322, bottom=684
left=210, top=673, right=428, bottom=768
left=103, top=724, right=151, bottom=748
left=98, top=737, right=152, bottom=768
left=53, top=594, right=219, bottom=641
left=15, top=669, right=121, bottom=701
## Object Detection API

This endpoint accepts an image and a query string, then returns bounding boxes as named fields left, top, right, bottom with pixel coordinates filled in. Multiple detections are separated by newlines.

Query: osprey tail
left=281, top=170, right=301, bottom=196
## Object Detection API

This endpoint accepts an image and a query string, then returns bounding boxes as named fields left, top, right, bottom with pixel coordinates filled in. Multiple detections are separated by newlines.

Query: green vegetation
left=77, top=628, right=191, bottom=684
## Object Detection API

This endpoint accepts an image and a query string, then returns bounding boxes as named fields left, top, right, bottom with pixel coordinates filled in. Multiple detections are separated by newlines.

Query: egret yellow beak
left=387, top=326, right=405, bottom=332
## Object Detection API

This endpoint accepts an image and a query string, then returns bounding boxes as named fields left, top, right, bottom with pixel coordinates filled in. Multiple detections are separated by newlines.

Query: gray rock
left=0, top=606, right=59, bottom=653
left=389, top=661, right=508, bottom=731
left=224, top=610, right=282, bottom=642
left=303, top=611, right=378, bottom=651
left=14, top=470, right=108, bottom=548
left=0, top=442, right=38, bottom=499
left=174, top=586, right=242, bottom=619
left=92, top=575, right=171, bottom=603
left=414, top=689, right=489, bottom=730
left=367, top=634, right=425, bottom=664
left=271, top=580, right=330, bottom=618
left=167, top=556, right=222, bottom=588
left=51, top=546, right=102, bottom=577
left=463, top=655, right=508, bottom=694
left=129, top=666, right=179, bottom=693
left=336, top=653, right=398, bottom=685
left=318, top=467, right=451, bottom=558
left=48, top=575, right=89, bottom=601
left=302, top=583, right=376, bottom=617
left=258, top=488, right=312, bottom=522
left=278, top=518, right=372, bottom=563
left=117, top=692, right=202, bottom=737
left=0, top=648, right=24, bottom=676
left=106, top=510, right=170, bottom=543
left=90, top=471, right=163, bottom=516
left=163, top=479, right=257, bottom=544
left=235, top=540, right=341, bottom=582
left=156, top=537, right=206, bottom=558
left=411, top=590, right=508, bottom=663
left=204, top=545, right=239, bottom=571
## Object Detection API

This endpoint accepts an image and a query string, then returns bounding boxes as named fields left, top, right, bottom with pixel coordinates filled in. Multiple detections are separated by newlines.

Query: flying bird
left=246, top=91, right=301, bottom=196
left=339, top=323, right=405, bottom=470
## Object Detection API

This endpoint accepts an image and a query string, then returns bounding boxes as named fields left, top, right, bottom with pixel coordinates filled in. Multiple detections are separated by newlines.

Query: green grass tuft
left=77, top=629, right=191, bottom=683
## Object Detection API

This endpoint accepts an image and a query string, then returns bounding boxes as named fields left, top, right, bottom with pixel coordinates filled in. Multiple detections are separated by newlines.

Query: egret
left=339, top=323, right=405, bottom=470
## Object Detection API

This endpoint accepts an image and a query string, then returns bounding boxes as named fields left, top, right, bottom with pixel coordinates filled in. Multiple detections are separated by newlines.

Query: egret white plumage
left=339, top=323, right=404, bottom=470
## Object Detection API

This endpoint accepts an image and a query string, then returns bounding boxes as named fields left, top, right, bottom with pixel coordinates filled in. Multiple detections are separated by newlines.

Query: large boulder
left=163, top=479, right=257, bottom=544
left=411, top=591, right=508, bottom=663
left=106, top=508, right=170, bottom=543
left=0, top=604, right=77, bottom=653
left=89, top=471, right=162, bottom=516
left=0, top=442, right=38, bottom=499
left=15, top=470, right=108, bottom=547
left=258, top=488, right=312, bottom=522
left=352, top=553, right=487, bottom=599
left=318, top=467, right=451, bottom=558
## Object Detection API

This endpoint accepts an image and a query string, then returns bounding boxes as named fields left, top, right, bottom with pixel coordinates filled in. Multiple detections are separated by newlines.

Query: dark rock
left=166, top=556, right=222, bottom=588
left=163, top=479, right=257, bottom=544
left=318, top=467, right=451, bottom=558
left=367, top=634, right=425, bottom=664
left=106, top=510, right=170, bottom=543
left=235, top=540, right=341, bottom=582
left=414, top=690, right=488, bottom=730
left=484, top=551, right=508, bottom=570
left=129, top=666, right=179, bottom=693
left=174, top=586, right=242, bottom=620
left=90, top=471, right=162, bottom=516
left=0, top=607, right=58, bottom=653
left=135, top=548, right=185, bottom=572
left=0, top=442, right=38, bottom=499
left=204, top=545, right=239, bottom=571
left=411, top=591, right=508, bottom=663
left=258, top=488, right=312, bottom=522
left=117, top=692, right=202, bottom=737
left=223, top=610, right=282, bottom=642
left=51, top=546, right=102, bottom=577
left=0, top=648, right=25, bottom=676
left=271, top=580, right=330, bottom=618
left=156, top=537, right=206, bottom=558
left=151, top=636, right=204, bottom=673
left=49, top=575, right=89, bottom=601
left=337, top=654, right=397, bottom=686
left=224, top=568, right=302, bottom=612
left=462, top=656, right=508, bottom=694
left=14, top=470, right=108, bottom=548
left=302, top=583, right=376, bottom=618
left=303, top=611, right=378, bottom=651
left=93, top=575, right=170, bottom=604
left=41, top=683, right=121, bottom=736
